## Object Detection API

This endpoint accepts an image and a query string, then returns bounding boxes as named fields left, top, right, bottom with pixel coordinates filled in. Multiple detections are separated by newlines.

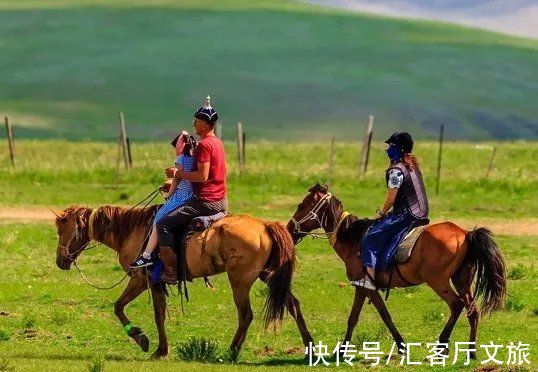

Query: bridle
left=290, top=192, right=334, bottom=239
left=56, top=188, right=161, bottom=291
left=57, top=218, right=96, bottom=263
left=57, top=208, right=132, bottom=291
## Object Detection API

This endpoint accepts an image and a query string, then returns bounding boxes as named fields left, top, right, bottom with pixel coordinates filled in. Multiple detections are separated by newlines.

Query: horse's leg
left=368, top=289, right=405, bottom=348
left=429, top=282, right=465, bottom=355
left=114, top=273, right=150, bottom=352
left=452, top=265, right=479, bottom=359
left=286, top=291, right=314, bottom=346
left=150, top=282, right=169, bottom=359
left=229, top=274, right=255, bottom=354
left=343, top=287, right=368, bottom=343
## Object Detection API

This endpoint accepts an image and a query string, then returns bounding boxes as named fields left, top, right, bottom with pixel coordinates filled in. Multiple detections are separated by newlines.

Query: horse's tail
left=263, top=222, right=295, bottom=329
left=466, top=227, right=507, bottom=314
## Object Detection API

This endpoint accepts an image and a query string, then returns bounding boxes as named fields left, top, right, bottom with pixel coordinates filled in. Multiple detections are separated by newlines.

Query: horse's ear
left=322, top=184, right=329, bottom=193
left=51, top=209, right=63, bottom=219
left=75, top=209, right=87, bottom=229
left=309, top=183, right=323, bottom=193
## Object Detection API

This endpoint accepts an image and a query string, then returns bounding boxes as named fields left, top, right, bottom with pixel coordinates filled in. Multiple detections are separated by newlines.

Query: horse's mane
left=91, top=205, right=160, bottom=246
left=337, top=215, right=374, bottom=246
left=329, top=196, right=374, bottom=246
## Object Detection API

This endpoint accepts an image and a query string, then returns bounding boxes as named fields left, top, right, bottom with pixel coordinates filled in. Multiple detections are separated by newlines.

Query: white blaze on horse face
left=55, top=213, right=84, bottom=269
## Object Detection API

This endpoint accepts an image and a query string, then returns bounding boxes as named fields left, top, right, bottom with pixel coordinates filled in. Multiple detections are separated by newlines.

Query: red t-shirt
left=193, top=136, right=227, bottom=201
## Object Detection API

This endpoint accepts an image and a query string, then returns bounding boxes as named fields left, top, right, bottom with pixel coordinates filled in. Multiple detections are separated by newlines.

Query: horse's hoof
left=396, top=340, right=406, bottom=355
left=139, top=334, right=150, bottom=352
left=151, top=347, right=169, bottom=359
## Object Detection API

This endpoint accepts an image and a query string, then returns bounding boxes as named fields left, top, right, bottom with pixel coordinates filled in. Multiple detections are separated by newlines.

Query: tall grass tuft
left=221, top=347, right=240, bottom=364
left=0, top=330, right=10, bottom=341
left=176, top=337, right=220, bottom=363
left=505, top=297, right=525, bottom=312
left=508, top=264, right=529, bottom=280
left=88, top=358, right=104, bottom=372
left=21, top=315, right=36, bottom=330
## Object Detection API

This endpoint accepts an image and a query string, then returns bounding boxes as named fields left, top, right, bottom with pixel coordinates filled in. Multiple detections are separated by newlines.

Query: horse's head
left=53, top=206, right=91, bottom=270
left=287, top=183, right=333, bottom=243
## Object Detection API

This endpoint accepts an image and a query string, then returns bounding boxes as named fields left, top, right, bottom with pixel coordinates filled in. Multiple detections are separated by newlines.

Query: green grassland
left=0, top=0, right=537, bottom=141
left=0, top=140, right=537, bottom=370
left=0, top=222, right=536, bottom=371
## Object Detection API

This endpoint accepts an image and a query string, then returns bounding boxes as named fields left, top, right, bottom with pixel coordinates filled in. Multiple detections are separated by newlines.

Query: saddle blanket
left=394, top=225, right=428, bottom=264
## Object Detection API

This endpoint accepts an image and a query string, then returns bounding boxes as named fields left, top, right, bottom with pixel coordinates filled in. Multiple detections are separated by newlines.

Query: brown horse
left=54, top=205, right=313, bottom=358
left=287, top=184, right=506, bottom=357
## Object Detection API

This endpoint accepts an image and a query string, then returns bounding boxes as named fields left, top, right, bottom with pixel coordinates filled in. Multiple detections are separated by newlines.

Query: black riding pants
left=156, top=197, right=227, bottom=248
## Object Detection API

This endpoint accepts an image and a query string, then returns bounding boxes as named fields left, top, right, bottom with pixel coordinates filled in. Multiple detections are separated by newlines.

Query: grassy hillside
left=0, top=0, right=537, bottom=141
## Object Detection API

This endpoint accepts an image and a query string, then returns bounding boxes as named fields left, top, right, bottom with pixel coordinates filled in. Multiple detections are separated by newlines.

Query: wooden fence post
left=359, top=115, right=374, bottom=177
left=485, top=146, right=497, bottom=179
left=4, top=117, right=15, bottom=166
left=242, top=131, right=246, bottom=167
left=119, top=112, right=130, bottom=170
left=435, top=124, right=444, bottom=196
left=236, top=122, right=244, bottom=172
left=126, top=137, right=133, bottom=167
left=328, top=136, right=335, bottom=187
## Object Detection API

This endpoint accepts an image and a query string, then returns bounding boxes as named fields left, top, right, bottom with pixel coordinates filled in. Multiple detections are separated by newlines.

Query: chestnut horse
left=54, top=205, right=313, bottom=358
left=287, top=184, right=506, bottom=357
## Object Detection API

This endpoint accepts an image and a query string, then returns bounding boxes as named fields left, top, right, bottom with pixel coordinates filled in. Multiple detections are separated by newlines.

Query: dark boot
left=159, top=246, right=178, bottom=284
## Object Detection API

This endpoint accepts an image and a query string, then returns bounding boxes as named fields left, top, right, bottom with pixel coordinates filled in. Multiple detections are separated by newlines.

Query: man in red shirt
left=157, top=96, right=227, bottom=283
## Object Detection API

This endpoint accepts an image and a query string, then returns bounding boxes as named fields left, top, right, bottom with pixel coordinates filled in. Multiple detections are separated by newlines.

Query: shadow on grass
left=5, top=352, right=310, bottom=367
left=2, top=353, right=148, bottom=363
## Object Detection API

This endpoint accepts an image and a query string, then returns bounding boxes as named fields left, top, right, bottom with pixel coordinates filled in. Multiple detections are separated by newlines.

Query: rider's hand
left=374, top=209, right=386, bottom=220
left=159, top=181, right=171, bottom=192
left=165, top=167, right=178, bottom=179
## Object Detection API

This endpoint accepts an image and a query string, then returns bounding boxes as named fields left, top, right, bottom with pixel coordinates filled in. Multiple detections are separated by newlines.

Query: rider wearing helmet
left=352, top=132, right=429, bottom=290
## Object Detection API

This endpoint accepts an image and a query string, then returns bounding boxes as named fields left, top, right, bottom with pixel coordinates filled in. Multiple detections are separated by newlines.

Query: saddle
left=184, top=212, right=227, bottom=244
left=158, top=212, right=227, bottom=299
left=394, top=223, right=429, bottom=264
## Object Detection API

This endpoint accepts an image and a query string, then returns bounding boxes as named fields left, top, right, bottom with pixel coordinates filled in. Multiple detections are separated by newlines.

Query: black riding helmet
left=385, top=132, right=414, bottom=154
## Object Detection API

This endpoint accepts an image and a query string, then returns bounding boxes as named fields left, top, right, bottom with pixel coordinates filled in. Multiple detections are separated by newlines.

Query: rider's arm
left=377, top=168, right=403, bottom=217
left=378, top=188, right=398, bottom=216
left=166, top=140, right=211, bottom=183
left=177, top=162, right=210, bottom=183
left=163, top=176, right=180, bottom=198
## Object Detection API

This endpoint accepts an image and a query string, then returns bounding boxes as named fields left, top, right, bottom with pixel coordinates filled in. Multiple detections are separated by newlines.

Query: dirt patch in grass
left=1, top=207, right=537, bottom=235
